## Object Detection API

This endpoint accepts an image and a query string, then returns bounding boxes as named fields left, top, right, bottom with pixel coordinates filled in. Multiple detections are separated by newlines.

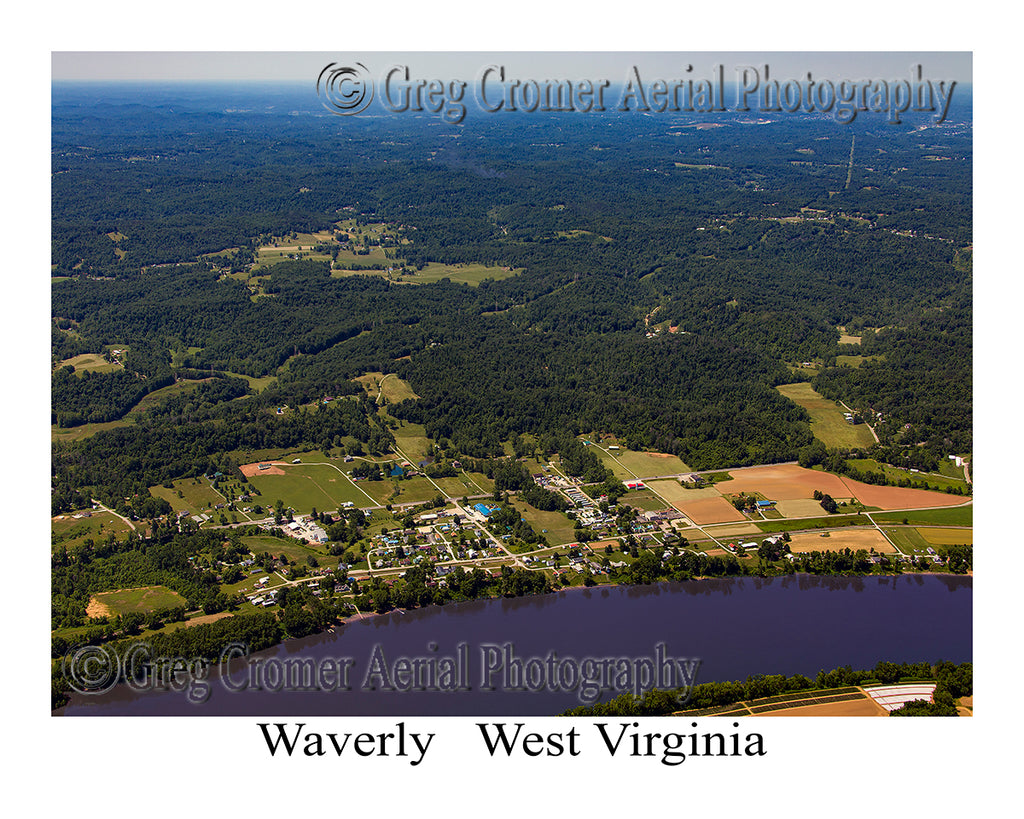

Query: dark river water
left=58, top=574, right=971, bottom=716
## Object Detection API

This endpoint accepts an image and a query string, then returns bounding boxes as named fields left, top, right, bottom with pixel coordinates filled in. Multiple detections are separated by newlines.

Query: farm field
left=87, top=586, right=187, bottom=618
left=840, top=477, right=967, bottom=510
left=673, top=496, right=748, bottom=525
left=916, top=527, right=972, bottom=545
left=391, top=422, right=431, bottom=463
left=788, top=529, right=896, bottom=553
left=776, top=382, right=876, bottom=449
left=774, top=499, right=832, bottom=518
left=723, top=463, right=966, bottom=511
left=753, top=697, right=887, bottom=717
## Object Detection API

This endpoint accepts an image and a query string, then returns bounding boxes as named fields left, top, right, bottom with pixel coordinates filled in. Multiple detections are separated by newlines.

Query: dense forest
left=52, top=83, right=971, bottom=507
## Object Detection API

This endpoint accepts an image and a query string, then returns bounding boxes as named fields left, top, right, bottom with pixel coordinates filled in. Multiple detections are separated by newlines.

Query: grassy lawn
left=240, top=535, right=337, bottom=569
left=776, top=382, right=877, bottom=449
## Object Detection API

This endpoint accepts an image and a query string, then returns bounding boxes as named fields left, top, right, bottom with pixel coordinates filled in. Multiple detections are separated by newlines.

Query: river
left=58, top=573, right=971, bottom=716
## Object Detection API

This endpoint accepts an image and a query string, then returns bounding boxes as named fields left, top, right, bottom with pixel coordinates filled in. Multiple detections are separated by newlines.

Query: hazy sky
left=52, top=51, right=972, bottom=84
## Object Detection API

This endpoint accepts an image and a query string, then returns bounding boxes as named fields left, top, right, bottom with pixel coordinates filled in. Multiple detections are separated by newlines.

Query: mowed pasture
left=776, top=382, right=876, bottom=449
left=88, top=586, right=187, bottom=618
left=52, top=510, right=134, bottom=551
left=590, top=445, right=690, bottom=480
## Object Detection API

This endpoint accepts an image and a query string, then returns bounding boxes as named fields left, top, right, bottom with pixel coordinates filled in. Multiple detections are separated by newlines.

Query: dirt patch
left=181, top=612, right=234, bottom=628
left=241, top=461, right=287, bottom=477
left=86, top=598, right=114, bottom=619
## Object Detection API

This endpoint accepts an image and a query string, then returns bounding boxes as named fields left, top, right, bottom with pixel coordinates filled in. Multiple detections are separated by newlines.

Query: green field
left=150, top=478, right=225, bottom=515
left=248, top=464, right=376, bottom=513
left=507, top=498, right=579, bottom=546
left=881, top=527, right=935, bottom=555
left=91, top=585, right=187, bottom=616
left=871, top=506, right=973, bottom=527
left=776, top=382, right=877, bottom=449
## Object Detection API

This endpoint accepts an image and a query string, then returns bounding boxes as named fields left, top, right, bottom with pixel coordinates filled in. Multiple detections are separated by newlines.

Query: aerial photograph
left=49, top=50, right=973, bottom=727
